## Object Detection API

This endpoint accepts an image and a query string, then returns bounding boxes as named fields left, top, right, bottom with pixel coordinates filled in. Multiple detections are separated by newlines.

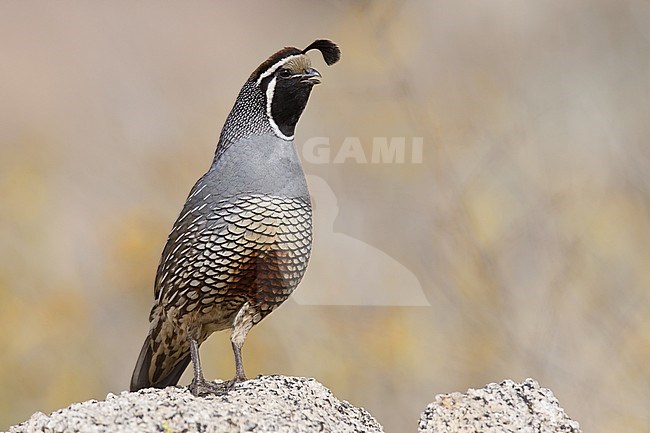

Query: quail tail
left=130, top=334, right=191, bottom=391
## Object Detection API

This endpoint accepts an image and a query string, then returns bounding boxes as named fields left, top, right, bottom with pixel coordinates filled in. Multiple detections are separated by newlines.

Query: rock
left=418, top=378, right=581, bottom=433
left=9, top=375, right=383, bottom=433
left=8, top=376, right=583, bottom=432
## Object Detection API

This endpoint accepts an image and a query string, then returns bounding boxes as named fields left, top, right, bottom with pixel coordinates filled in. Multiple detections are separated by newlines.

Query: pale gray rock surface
left=419, top=378, right=581, bottom=433
left=9, top=376, right=383, bottom=433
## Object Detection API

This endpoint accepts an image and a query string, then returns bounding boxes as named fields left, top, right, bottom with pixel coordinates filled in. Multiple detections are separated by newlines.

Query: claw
left=188, top=378, right=225, bottom=397
left=223, top=374, right=247, bottom=392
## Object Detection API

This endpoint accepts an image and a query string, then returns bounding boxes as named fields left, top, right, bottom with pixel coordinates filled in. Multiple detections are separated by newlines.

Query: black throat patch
left=267, top=76, right=314, bottom=138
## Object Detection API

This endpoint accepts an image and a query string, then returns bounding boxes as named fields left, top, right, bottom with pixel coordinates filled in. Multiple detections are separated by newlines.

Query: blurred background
left=1, top=1, right=649, bottom=431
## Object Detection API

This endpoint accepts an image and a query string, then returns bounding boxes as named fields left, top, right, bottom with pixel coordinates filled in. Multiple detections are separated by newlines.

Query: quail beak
left=301, top=67, right=322, bottom=85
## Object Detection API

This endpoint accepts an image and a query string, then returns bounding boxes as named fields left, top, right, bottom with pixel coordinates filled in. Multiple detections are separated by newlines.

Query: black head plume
left=302, top=40, right=341, bottom=66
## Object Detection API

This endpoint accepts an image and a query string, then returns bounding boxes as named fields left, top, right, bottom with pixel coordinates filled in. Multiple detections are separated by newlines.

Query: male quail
left=130, top=40, right=340, bottom=396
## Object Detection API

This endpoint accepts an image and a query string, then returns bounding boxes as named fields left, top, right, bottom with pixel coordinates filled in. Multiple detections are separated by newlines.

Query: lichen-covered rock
left=419, top=378, right=581, bottom=433
left=9, top=375, right=383, bottom=433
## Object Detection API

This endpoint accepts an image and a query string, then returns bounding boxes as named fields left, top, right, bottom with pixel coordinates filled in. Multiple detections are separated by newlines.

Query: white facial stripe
left=256, top=55, right=302, bottom=85
left=265, top=76, right=294, bottom=141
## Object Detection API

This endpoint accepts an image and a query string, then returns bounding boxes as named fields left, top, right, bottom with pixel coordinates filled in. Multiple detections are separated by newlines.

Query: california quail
left=130, top=40, right=340, bottom=396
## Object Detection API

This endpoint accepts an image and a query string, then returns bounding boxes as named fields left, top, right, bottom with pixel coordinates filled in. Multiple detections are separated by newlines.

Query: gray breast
left=153, top=133, right=312, bottom=327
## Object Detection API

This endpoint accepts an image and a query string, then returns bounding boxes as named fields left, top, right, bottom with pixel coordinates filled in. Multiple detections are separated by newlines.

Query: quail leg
left=224, top=302, right=256, bottom=390
left=223, top=340, right=247, bottom=391
left=188, top=337, right=223, bottom=396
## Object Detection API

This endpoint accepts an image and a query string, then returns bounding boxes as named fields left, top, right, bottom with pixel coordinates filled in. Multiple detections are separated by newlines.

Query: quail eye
left=278, top=69, right=291, bottom=79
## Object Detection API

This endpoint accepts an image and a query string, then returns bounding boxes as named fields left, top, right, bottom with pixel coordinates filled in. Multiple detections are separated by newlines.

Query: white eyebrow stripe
left=256, top=54, right=302, bottom=85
